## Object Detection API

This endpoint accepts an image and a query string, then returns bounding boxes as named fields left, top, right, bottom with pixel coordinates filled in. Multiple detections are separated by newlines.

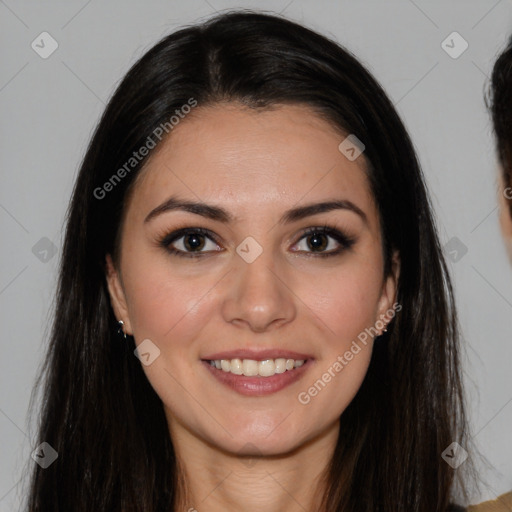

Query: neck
left=170, top=421, right=339, bottom=512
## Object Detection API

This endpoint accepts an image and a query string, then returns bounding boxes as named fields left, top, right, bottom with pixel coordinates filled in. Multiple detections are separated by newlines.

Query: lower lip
left=201, top=360, right=312, bottom=396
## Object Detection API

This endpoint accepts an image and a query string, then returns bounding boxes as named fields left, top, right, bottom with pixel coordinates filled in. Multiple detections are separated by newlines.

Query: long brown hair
left=26, top=10, right=474, bottom=511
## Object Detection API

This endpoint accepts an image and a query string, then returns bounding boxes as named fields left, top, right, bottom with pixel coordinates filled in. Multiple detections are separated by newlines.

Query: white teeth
left=242, top=359, right=259, bottom=376
left=274, top=358, right=286, bottom=374
left=230, top=358, right=243, bottom=375
left=258, top=359, right=275, bottom=377
left=208, top=358, right=306, bottom=377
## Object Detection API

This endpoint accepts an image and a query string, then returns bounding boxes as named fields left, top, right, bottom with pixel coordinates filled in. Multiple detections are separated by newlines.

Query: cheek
left=300, top=262, right=384, bottom=342
left=124, top=264, right=216, bottom=350
left=292, top=268, right=381, bottom=422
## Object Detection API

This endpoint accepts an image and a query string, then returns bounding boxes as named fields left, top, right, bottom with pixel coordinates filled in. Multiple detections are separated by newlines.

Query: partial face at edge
left=105, top=103, right=399, bottom=456
left=498, top=170, right=512, bottom=262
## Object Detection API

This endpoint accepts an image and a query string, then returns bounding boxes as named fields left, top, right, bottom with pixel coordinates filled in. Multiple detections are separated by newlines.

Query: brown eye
left=160, top=228, right=222, bottom=258
left=182, top=233, right=206, bottom=252
left=292, top=226, right=355, bottom=257
left=305, top=232, right=329, bottom=252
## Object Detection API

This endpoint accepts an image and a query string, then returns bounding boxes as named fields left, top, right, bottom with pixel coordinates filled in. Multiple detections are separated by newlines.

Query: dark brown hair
left=26, top=10, right=474, bottom=511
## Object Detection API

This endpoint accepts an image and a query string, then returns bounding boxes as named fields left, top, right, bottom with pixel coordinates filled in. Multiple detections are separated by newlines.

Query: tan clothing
left=468, top=492, right=512, bottom=511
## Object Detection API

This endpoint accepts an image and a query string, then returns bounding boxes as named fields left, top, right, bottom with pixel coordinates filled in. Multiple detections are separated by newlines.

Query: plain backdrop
left=1, top=0, right=511, bottom=509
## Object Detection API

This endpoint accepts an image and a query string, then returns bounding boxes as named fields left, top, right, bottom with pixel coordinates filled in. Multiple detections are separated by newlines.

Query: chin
left=224, top=433, right=304, bottom=458
left=201, top=419, right=307, bottom=457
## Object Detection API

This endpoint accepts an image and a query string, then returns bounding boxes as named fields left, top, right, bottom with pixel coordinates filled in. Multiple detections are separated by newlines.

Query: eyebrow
left=144, top=195, right=367, bottom=225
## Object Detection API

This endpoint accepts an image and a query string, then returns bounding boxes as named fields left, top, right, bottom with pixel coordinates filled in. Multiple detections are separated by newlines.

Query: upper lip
left=201, top=349, right=313, bottom=361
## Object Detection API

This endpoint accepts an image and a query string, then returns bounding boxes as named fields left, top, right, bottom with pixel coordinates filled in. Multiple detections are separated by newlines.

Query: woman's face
left=106, top=103, right=399, bottom=456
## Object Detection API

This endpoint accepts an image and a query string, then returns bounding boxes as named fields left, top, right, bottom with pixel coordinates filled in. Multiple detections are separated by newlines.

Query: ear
left=375, top=250, right=400, bottom=335
left=105, top=254, right=133, bottom=335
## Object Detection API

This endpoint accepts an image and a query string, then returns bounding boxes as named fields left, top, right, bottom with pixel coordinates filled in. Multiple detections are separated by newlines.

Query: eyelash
left=157, top=224, right=356, bottom=259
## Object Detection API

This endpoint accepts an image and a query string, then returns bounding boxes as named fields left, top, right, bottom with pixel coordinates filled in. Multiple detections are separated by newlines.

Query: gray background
left=1, top=0, right=511, bottom=509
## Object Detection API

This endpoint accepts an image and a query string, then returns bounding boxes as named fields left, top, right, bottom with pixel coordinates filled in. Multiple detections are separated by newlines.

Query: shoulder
left=467, top=491, right=512, bottom=512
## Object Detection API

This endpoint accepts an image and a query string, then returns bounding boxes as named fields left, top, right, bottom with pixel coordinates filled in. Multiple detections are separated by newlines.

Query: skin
left=498, top=172, right=512, bottom=263
left=106, top=103, right=400, bottom=512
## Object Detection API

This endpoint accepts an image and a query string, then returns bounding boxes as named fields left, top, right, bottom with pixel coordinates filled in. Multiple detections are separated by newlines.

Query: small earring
left=117, top=320, right=127, bottom=339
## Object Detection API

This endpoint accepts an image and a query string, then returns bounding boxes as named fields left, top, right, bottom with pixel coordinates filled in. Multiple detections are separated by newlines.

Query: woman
left=26, top=10, right=478, bottom=511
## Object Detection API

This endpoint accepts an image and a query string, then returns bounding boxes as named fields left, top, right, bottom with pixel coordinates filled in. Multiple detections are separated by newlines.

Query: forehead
left=126, top=103, right=377, bottom=225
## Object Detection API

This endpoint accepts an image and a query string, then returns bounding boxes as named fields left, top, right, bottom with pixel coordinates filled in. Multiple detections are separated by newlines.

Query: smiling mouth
left=203, top=357, right=307, bottom=377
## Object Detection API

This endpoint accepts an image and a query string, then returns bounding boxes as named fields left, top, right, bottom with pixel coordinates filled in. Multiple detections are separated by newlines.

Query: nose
left=221, top=248, right=297, bottom=333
